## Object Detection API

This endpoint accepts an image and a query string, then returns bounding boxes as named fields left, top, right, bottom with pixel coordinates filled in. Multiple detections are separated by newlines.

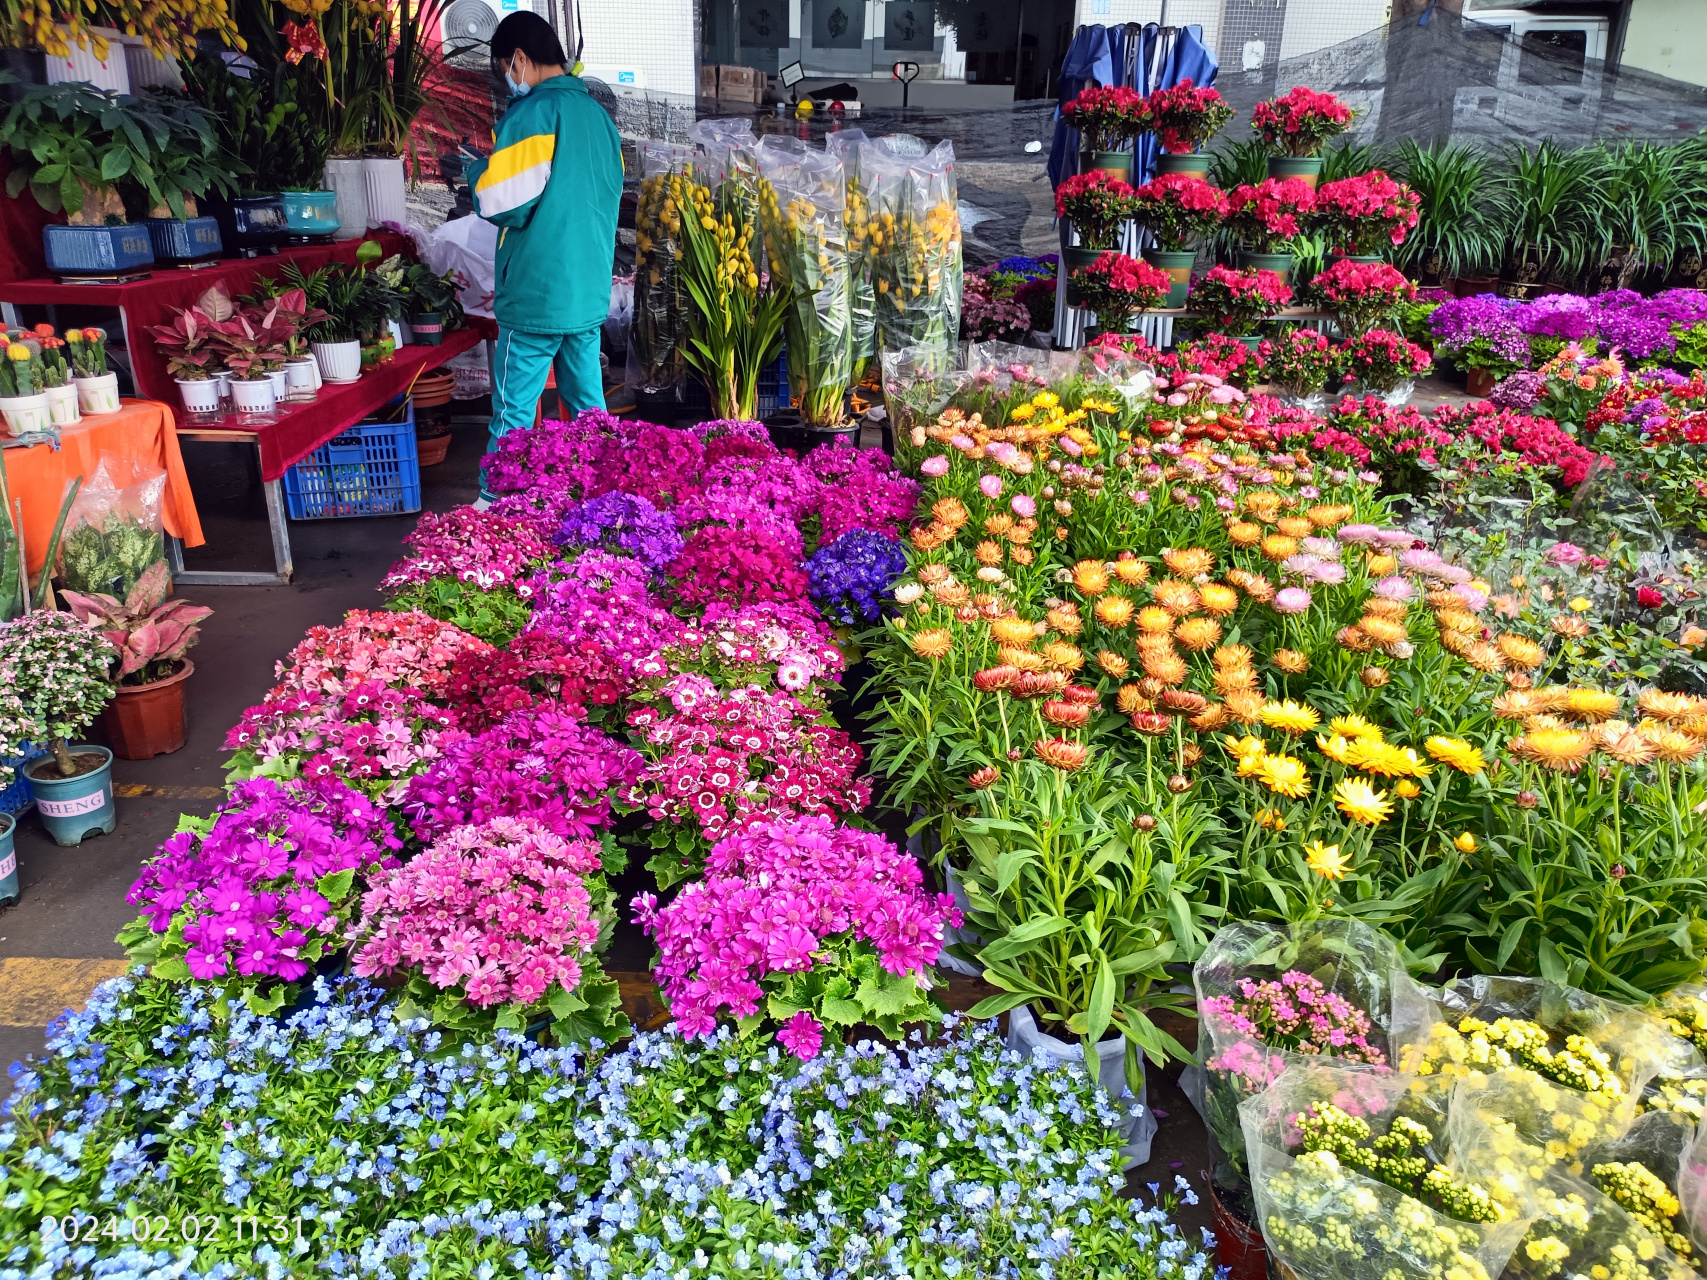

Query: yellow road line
left=0, top=958, right=130, bottom=1026
left=112, top=784, right=225, bottom=800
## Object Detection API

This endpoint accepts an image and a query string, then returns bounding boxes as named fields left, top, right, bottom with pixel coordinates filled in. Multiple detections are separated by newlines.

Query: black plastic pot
left=762, top=409, right=859, bottom=455
left=202, top=194, right=287, bottom=256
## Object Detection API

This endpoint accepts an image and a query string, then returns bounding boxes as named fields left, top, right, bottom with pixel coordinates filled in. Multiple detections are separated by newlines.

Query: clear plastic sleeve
left=826, top=130, right=876, bottom=386
left=1242, top=1061, right=1534, bottom=1280
left=1194, top=918, right=1437, bottom=1190
left=629, top=141, right=697, bottom=397
left=857, top=137, right=962, bottom=369
left=755, top=136, right=851, bottom=425
left=57, top=455, right=167, bottom=599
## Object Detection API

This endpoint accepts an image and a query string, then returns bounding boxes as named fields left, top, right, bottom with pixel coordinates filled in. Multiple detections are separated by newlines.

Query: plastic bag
left=421, top=214, right=497, bottom=320
left=826, top=130, right=876, bottom=386
left=1193, top=918, right=1437, bottom=1189
left=57, top=456, right=167, bottom=599
left=688, top=117, right=756, bottom=186
left=755, top=136, right=851, bottom=425
left=1243, top=1060, right=1534, bottom=1280
left=857, top=137, right=962, bottom=367
left=629, top=141, right=697, bottom=397
left=1675, top=1107, right=1707, bottom=1253
left=1006, top=1004, right=1158, bottom=1168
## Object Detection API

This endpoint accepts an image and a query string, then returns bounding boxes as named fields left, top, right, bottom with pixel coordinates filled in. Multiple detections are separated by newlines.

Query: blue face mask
left=506, top=71, right=530, bottom=96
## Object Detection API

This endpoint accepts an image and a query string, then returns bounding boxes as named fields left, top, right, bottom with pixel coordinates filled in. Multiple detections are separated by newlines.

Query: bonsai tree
left=62, top=562, right=211, bottom=687
left=0, top=609, right=115, bottom=776
left=129, top=92, right=243, bottom=220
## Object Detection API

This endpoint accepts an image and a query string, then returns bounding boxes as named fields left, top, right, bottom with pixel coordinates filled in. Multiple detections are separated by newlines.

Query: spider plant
left=1319, top=138, right=1388, bottom=184
left=1588, top=140, right=1703, bottom=291
left=1489, top=139, right=1604, bottom=285
left=1206, top=139, right=1270, bottom=264
left=1392, top=139, right=1500, bottom=282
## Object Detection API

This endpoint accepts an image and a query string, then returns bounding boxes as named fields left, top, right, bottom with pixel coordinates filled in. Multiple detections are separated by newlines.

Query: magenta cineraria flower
left=777, top=1011, right=825, bottom=1060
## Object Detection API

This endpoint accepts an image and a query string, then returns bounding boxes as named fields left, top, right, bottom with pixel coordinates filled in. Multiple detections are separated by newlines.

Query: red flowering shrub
left=1142, top=79, right=1234, bottom=154
left=669, top=526, right=809, bottom=607
left=1175, top=332, right=1260, bottom=385
left=1310, top=260, right=1416, bottom=338
left=1128, top=173, right=1227, bottom=250
left=1312, top=171, right=1422, bottom=254
left=1061, top=85, right=1146, bottom=152
left=1251, top=87, right=1355, bottom=157
left=1259, top=327, right=1335, bottom=393
left=1225, top=178, right=1317, bottom=252
left=1055, top=170, right=1137, bottom=250
left=1186, top=265, right=1293, bottom=335
left=1073, top=252, right=1171, bottom=332
left=1334, top=328, right=1432, bottom=391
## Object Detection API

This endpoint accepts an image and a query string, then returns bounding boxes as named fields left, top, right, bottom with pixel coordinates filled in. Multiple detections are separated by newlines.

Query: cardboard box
left=699, top=65, right=718, bottom=97
left=718, top=64, right=759, bottom=90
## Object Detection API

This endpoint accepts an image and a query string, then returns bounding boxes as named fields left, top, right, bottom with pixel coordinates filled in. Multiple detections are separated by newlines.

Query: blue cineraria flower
left=553, top=492, right=683, bottom=574
left=804, top=530, right=907, bottom=626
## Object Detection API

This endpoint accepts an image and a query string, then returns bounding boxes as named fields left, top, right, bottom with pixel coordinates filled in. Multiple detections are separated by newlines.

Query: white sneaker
left=472, top=495, right=493, bottom=512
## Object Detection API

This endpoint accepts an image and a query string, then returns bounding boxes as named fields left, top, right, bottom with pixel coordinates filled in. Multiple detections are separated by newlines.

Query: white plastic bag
left=1006, top=1004, right=1158, bottom=1168
left=421, top=214, right=498, bottom=320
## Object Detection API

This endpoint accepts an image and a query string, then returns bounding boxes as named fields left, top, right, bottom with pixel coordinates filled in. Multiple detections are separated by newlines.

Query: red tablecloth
left=0, top=233, right=412, bottom=403
left=185, top=325, right=491, bottom=480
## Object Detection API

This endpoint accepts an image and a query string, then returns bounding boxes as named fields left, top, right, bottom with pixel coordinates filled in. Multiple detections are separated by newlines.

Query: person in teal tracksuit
left=466, top=11, right=623, bottom=503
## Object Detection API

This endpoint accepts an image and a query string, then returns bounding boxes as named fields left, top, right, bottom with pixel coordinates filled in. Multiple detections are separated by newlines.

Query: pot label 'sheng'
left=37, top=791, right=108, bottom=818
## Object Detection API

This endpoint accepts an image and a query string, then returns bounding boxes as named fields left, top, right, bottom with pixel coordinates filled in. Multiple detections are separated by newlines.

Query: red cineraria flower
left=1638, top=586, right=1665, bottom=608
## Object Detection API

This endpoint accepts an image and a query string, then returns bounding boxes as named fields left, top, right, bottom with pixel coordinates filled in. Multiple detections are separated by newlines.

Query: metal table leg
left=169, top=437, right=294, bottom=586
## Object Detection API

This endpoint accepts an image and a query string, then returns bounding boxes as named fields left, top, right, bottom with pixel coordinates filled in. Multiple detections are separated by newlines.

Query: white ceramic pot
left=229, top=377, right=277, bottom=413
left=0, top=392, right=50, bottom=435
left=362, top=156, right=406, bottom=229
left=74, top=372, right=121, bottom=414
left=284, top=357, right=319, bottom=399
left=214, top=370, right=232, bottom=404
left=312, top=339, right=362, bottom=384
left=267, top=368, right=288, bottom=400
left=177, top=378, right=220, bottom=413
left=45, top=25, right=130, bottom=92
left=323, top=159, right=369, bottom=242
left=44, top=383, right=81, bottom=426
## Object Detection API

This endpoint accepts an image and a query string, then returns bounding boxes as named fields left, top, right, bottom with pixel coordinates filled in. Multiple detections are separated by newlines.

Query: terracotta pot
left=416, top=432, right=452, bottom=466
left=102, top=660, right=193, bottom=759
left=1466, top=367, right=1497, bottom=397
left=1209, top=1180, right=1269, bottom=1280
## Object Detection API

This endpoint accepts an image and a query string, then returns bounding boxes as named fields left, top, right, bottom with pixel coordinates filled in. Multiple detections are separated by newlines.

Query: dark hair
left=490, top=12, right=565, bottom=69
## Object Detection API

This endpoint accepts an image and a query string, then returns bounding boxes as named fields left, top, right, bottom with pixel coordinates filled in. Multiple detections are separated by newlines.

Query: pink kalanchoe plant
left=627, top=686, right=871, bottom=888
left=632, top=814, right=960, bottom=1057
left=118, top=775, right=402, bottom=1008
left=350, top=813, right=629, bottom=1039
left=405, top=704, right=643, bottom=843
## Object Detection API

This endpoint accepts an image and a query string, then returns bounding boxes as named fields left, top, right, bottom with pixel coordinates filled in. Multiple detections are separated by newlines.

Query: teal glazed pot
left=1238, top=250, right=1296, bottom=284
left=1267, top=155, right=1325, bottom=189
left=0, top=812, right=16, bottom=907
left=1155, top=153, right=1210, bottom=177
left=282, top=190, right=341, bottom=235
left=409, top=311, right=444, bottom=346
left=29, top=745, right=116, bottom=847
left=1083, top=150, right=1132, bottom=180
left=1143, top=248, right=1195, bottom=307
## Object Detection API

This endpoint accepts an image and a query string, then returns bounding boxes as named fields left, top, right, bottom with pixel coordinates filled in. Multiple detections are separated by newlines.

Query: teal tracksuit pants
left=480, top=325, right=605, bottom=501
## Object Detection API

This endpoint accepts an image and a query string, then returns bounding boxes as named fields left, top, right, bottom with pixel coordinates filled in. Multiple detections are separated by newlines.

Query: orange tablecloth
left=2, top=399, right=204, bottom=577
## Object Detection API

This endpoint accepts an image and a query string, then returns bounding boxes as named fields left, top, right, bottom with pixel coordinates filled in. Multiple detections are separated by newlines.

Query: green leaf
left=99, top=147, right=130, bottom=180
left=977, top=914, right=1069, bottom=963
left=856, top=971, right=921, bottom=1020
left=820, top=996, right=864, bottom=1026
left=547, top=984, right=586, bottom=1020
left=317, top=868, right=356, bottom=901
left=243, top=985, right=286, bottom=1016
left=736, top=1013, right=766, bottom=1038
left=1085, top=956, right=1115, bottom=1044
left=968, top=990, right=1032, bottom=1019
left=151, top=957, right=193, bottom=981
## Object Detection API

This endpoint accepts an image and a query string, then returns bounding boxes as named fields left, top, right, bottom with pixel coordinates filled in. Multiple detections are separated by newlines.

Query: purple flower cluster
left=1434, top=288, right=1707, bottom=364
left=807, top=445, right=921, bottom=543
left=523, top=555, right=686, bottom=674
left=1489, top=370, right=1546, bottom=411
left=404, top=704, right=643, bottom=843
left=1428, top=294, right=1530, bottom=366
left=553, top=491, right=684, bottom=574
left=125, top=776, right=402, bottom=984
left=805, top=528, right=908, bottom=626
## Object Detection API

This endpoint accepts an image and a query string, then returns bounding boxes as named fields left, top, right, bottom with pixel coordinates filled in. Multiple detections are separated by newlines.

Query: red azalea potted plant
left=1251, top=87, right=1355, bottom=187
left=1073, top=252, right=1171, bottom=335
left=1258, top=326, right=1336, bottom=402
left=1056, top=171, right=1136, bottom=302
left=1143, top=80, right=1234, bottom=175
left=62, top=562, right=212, bottom=760
left=1311, top=170, right=1422, bottom=261
left=1185, top=264, right=1294, bottom=344
left=1334, top=327, right=1433, bottom=401
left=1129, top=174, right=1227, bottom=305
left=1061, top=85, right=1147, bottom=179
left=1310, top=260, right=1416, bottom=338
left=1225, top=178, right=1316, bottom=280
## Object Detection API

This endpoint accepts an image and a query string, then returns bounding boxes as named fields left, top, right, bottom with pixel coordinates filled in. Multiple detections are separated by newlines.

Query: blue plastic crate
left=283, top=398, right=422, bottom=520
left=1, top=742, right=47, bottom=816
left=756, top=348, right=790, bottom=417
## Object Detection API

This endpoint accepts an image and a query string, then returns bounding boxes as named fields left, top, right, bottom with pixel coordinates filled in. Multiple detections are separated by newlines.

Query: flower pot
left=1208, top=1179, right=1270, bottom=1280
left=363, top=156, right=407, bottom=228
left=1327, top=252, right=1384, bottom=269
left=176, top=378, right=220, bottom=414
left=42, top=223, right=154, bottom=276
left=1466, top=367, right=1497, bottom=398
left=1006, top=1005, right=1156, bottom=1166
left=416, top=431, right=452, bottom=466
left=101, top=660, right=193, bottom=759
left=143, top=215, right=222, bottom=263
left=411, top=370, right=455, bottom=409
left=1063, top=244, right=1102, bottom=307
left=1238, top=250, right=1295, bottom=283
left=285, top=357, right=319, bottom=400
left=1081, top=150, right=1132, bottom=180
left=323, top=159, right=370, bottom=241
left=44, top=382, right=80, bottom=426
left=1498, top=241, right=1548, bottom=300
left=26, top=746, right=115, bottom=847
left=1267, top=155, right=1324, bottom=189
left=201, top=194, right=287, bottom=255
left=1344, top=379, right=1416, bottom=407
left=44, top=26, right=129, bottom=91
left=0, top=811, right=16, bottom=907
left=230, top=377, right=277, bottom=414
left=281, top=189, right=340, bottom=236
left=267, top=368, right=289, bottom=400
left=215, top=370, right=232, bottom=404
left=0, top=392, right=50, bottom=435
left=361, top=336, right=397, bottom=367
left=409, top=311, right=445, bottom=346
left=312, top=340, right=363, bottom=384
left=1229, top=334, right=1264, bottom=351
left=1453, top=275, right=1496, bottom=298
left=1142, top=248, right=1195, bottom=307
left=75, top=371, right=121, bottom=414
left=1155, top=152, right=1210, bottom=177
